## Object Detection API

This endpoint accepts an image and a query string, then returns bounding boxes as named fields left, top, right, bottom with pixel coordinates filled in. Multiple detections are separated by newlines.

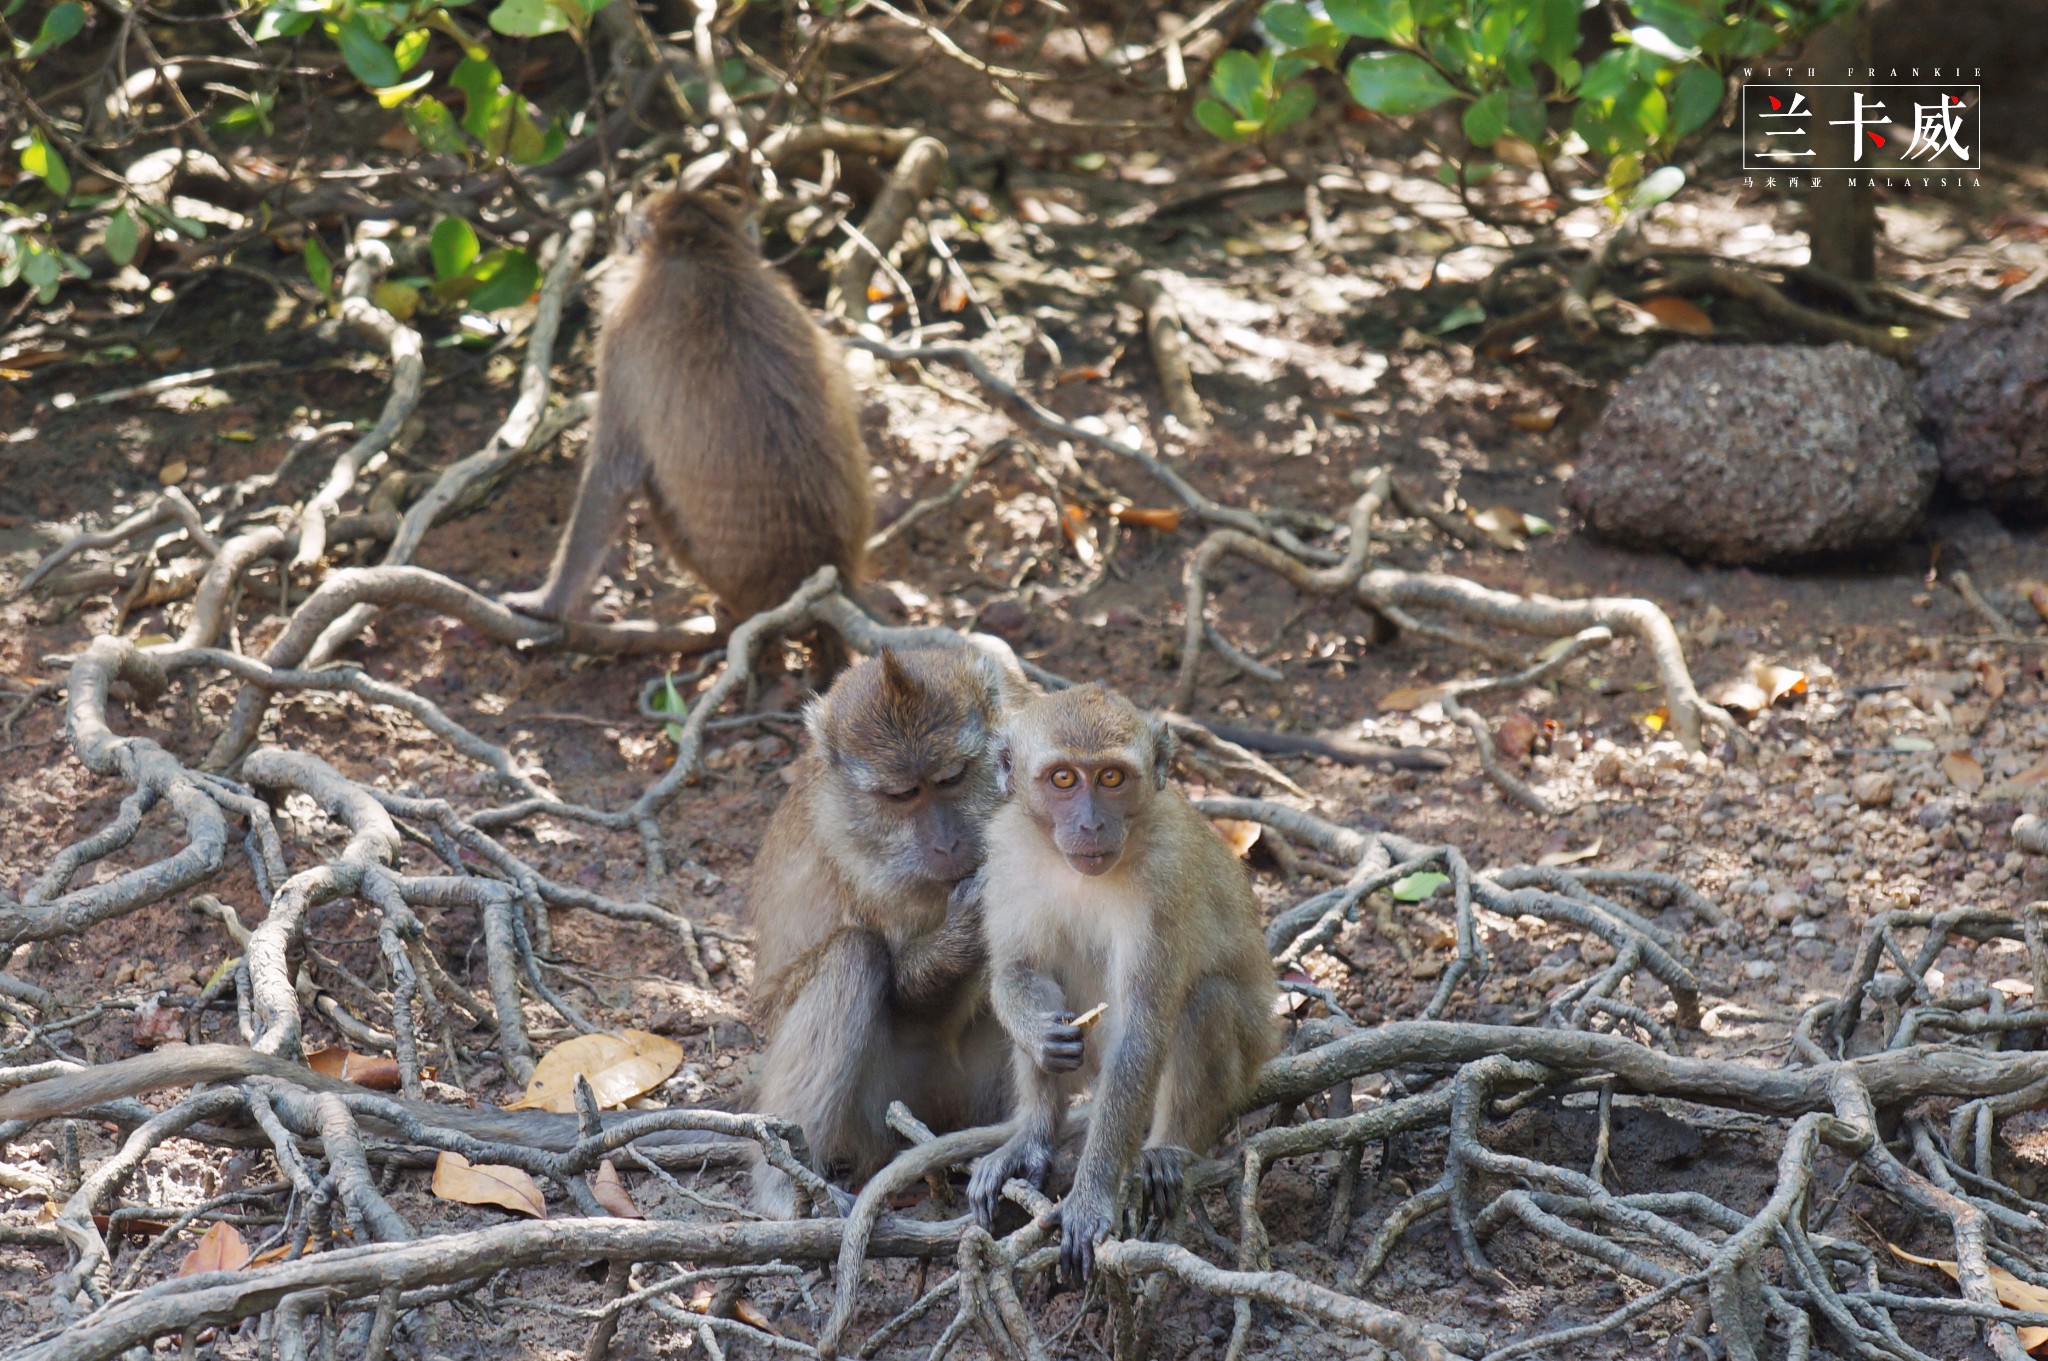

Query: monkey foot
left=1138, top=1144, right=1189, bottom=1223
left=967, top=1131, right=1052, bottom=1228
left=496, top=588, right=561, bottom=620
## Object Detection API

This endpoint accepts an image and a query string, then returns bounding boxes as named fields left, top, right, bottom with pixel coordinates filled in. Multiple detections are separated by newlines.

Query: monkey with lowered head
left=743, top=640, right=1032, bottom=1215
left=967, top=683, right=1278, bottom=1280
left=501, top=187, right=871, bottom=677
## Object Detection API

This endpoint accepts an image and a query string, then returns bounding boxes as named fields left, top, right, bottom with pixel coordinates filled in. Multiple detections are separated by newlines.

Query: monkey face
left=996, top=683, right=1176, bottom=879
left=1032, top=758, right=1141, bottom=876
left=806, top=647, right=1013, bottom=890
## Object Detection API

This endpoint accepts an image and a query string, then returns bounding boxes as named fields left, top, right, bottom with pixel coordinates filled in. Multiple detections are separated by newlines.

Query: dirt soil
left=3, top=23, right=2047, bottom=1361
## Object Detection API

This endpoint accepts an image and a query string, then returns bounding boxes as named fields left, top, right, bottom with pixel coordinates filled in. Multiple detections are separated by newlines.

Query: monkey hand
left=1058, top=1183, right=1115, bottom=1284
left=967, top=1131, right=1052, bottom=1228
left=1023, top=1011, right=1086, bottom=1074
left=1138, top=1144, right=1189, bottom=1224
left=945, top=870, right=986, bottom=926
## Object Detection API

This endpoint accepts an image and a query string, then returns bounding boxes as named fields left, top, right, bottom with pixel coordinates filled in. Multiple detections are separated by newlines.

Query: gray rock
left=1852, top=771, right=1896, bottom=807
left=1566, top=343, right=1937, bottom=563
left=1916, top=297, right=2048, bottom=516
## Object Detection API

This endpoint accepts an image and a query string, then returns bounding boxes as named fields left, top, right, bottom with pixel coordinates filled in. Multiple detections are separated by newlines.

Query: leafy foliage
left=1206, top=0, right=1863, bottom=213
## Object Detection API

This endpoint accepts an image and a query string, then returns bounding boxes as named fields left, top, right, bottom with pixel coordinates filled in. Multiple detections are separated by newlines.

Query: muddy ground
left=2, top=22, right=2046, bottom=1360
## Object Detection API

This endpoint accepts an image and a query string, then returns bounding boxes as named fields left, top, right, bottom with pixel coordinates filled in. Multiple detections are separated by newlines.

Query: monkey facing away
left=967, top=683, right=1278, bottom=1280
left=744, top=641, right=1032, bottom=1215
left=501, top=188, right=871, bottom=672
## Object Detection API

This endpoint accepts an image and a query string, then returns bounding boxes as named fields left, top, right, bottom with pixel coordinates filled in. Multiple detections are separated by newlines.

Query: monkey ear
left=802, top=696, right=832, bottom=759
left=993, top=738, right=1015, bottom=797
left=1148, top=718, right=1176, bottom=791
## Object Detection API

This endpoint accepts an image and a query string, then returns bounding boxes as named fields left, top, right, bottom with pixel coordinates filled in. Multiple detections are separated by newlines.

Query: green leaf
left=216, top=90, right=276, bottom=136
left=1261, top=1, right=1317, bottom=47
left=1631, top=0, right=1716, bottom=49
left=20, top=129, right=70, bottom=199
left=1326, top=0, right=1414, bottom=43
left=393, top=26, right=430, bottom=73
left=252, top=4, right=313, bottom=40
left=304, top=234, right=334, bottom=299
left=1463, top=89, right=1509, bottom=146
left=464, top=247, right=539, bottom=310
left=104, top=206, right=139, bottom=266
left=1627, top=23, right=1696, bottom=61
left=431, top=216, right=480, bottom=280
left=375, top=69, right=435, bottom=107
left=1504, top=86, right=1548, bottom=141
left=22, top=241, right=61, bottom=302
left=1210, top=49, right=1264, bottom=118
left=1345, top=51, right=1460, bottom=115
left=1194, top=98, right=1245, bottom=142
left=1267, top=81, right=1316, bottom=134
left=337, top=17, right=402, bottom=89
left=404, top=96, right=468, bottom=156
left=1537, top=0, right=1582, bottom=70
left=1433, top=300, right=1486, bottom=332
left=1390, top=870, right=1449, bottom=902
left=1669, top=60, right=1722, bottom=137
left=1624, top=163, right=1685, bottom=211
left=653, top=671, right=688, bottom=746
left=488, top=0, right=570, bottom=36
left=22, top=0, right=85, bottom=58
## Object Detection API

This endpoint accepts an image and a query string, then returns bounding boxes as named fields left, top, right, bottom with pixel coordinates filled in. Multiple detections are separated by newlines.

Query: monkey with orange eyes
left=966, top=683, right=1278, bottom=1280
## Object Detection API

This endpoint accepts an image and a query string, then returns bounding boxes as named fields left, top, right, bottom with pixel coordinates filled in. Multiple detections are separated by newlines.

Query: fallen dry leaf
left=1059, top=504, right=1098, bottom=566
left=1637, top=295, right=1715, bottom=334
left=2020, top=580, right=2048, bottom=624
left=1886, top=1243, right=2048, bottom=1352
left=1978, top=661, right=2007, bottom=700
left=1537, top=837, right=1603, bottom=867
left=1209, top=817, right=1261, bottom=858
left=1640, top=708, right=1668, bottom=732
left=1508, top=405, right=1561, bottom=433
left=508, top=1029, right=684, bottom=1113
left=1110, top=505, right=1182, bottom=533
left=1986, top=762, right=2048, bottom=800
left=432, top=1152, right=546, bottom=1218
left=158, top=460, right=188, bottom=486
left=1378, top=685, right=1443, bottom=712
left=177, top=1221, right=250, bottom=1277
left=590, top=1160, right=642, bottom=1219
left=306, top=1047, right=402, bottom=1091
left=1942, top=749, right=1986, bottom=791
left=1495, top=712, right=1541, bottom=760
left=1466, top=505, right=1551, bottom=551
left=1709, top=660, right=1808, bottom=716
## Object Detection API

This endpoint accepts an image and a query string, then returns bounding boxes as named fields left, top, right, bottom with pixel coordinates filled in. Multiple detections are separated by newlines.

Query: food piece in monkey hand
left=500, top=186, right=871, bottom=680
left=968, top=682, right=1279, bottom=1280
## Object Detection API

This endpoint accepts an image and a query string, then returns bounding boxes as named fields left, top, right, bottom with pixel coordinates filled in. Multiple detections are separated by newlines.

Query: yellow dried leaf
left=1537, top=837, right=1602, bottom=867
left=1508, top=405, right=1561, bottom=433
left=1707, top=678, right=1770, bottom=716
left=177, top=1221, right=250, bottom=1276
left=158, top=461, right=188, bottom=486
left=1466, top=505, right=1533, bottom=551
left=1753, top=662, right=1807, bottom=705
left=507, top=1029, right=684, bottom=1113
left=1209, top=818, right=1261, bottom=858
left=1942, top=750, right=1986, bottom=791
left=1641, top=708, right=1668, bottom=732
left=1886, top=1243, right=2048, bottom=1351
left=432, top=1151, right=546, bottom=1218
left=371, top=280, right=419, bottom=321
left=1110, top=506, right=1182, bottom=533
left=131, top=633, right=172, bottom=649
left=1378, top=686, right=1442, bottom=712
left=590, top=1160, right=642, bottom=1219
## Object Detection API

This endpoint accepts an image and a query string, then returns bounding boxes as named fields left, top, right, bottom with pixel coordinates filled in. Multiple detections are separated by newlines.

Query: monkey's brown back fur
left=507, top=189, right=870, bottom=627
left=618, top=191, right=869, bottom=615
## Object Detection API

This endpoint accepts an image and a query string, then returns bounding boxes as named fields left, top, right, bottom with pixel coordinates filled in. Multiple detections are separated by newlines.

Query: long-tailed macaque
left=967, top=683, right=1277, bottom=1280
left=500, top=187, right=871, bottom=674
left=744, top=642, right=1031, bottom=1215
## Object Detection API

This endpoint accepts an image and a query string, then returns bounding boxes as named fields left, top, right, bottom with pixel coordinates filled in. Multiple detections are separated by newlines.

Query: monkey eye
left=1049, top=767, right=1079, bottom=791
left=1098, top=768, right=1125, bottom=789
left=932, top=764, right=968, bottom=788
left=880, top=786, right=919, bottom=804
